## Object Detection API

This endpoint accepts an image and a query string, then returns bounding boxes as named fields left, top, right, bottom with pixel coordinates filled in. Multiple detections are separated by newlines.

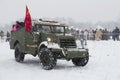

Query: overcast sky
left=0, top=0, right=120, bottom=24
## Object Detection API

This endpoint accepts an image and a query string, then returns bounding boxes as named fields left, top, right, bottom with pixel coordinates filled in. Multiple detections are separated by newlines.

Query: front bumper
left=65, top=48, right=88, bottom=58
left=51, top=48, right=88, bottom=59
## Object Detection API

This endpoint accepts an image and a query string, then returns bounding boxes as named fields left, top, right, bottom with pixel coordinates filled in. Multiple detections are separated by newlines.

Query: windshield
left=50, top=26, right=64, bottom=33
left=33, top=25, right=65, bottom=33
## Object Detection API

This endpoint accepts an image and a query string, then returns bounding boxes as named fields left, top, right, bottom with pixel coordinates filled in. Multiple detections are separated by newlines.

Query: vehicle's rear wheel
left=38, top=48, right=57, bottom=70
left=72, top=52, right=89, bottom=66
left=14, top=44, right=25, bottom=62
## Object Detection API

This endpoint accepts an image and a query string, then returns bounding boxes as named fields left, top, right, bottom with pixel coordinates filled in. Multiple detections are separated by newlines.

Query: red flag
left=24, top=5, right=32, bottom=32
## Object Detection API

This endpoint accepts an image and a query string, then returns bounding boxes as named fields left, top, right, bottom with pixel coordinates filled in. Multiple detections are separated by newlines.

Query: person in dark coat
left=112, top=27, right=120, bottom=41
left=6, top=31, right=10, bottom=42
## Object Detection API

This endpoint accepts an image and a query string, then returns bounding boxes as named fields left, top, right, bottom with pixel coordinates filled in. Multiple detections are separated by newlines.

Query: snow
left=0, top=39, right=120, bottom=80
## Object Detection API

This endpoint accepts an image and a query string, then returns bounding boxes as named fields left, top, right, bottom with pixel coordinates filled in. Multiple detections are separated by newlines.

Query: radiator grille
left=59, top=38, right=76, bottom=48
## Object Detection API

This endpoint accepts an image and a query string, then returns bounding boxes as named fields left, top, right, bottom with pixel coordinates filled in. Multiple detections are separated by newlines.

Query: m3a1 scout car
left=10, top=19, right=89, bottom=70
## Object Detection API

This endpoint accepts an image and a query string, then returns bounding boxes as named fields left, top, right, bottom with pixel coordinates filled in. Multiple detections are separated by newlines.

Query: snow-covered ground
left=0, top=39, right=120, bottom=80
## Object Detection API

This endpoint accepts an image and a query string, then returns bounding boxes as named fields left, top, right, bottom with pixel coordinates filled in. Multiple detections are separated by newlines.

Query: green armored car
left=10, top=19, right=89, bottom=70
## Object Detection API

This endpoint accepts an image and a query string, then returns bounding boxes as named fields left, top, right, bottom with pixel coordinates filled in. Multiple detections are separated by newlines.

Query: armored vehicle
left=10, top=19, right=89, bottom=70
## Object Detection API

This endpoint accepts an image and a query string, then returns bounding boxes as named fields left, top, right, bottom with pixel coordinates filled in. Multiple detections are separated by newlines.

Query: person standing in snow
left=96, top=29, right=103, bottom=41
left=113, top=27, right=120, bottom=41
left=0, top=30, right=4, bottom=39
left=88, top=28, right=94, bottom=40
left=6, top=31, right=10, bottom=42
left=92, top=29, right=96, bottom=40
left=83, top=29, right=88, bottom=45
left=84, top=29, right=88, bottom=40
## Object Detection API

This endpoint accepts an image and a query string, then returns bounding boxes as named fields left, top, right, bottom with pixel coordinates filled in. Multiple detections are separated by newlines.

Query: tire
left=72, top=52, right=89, bottom=66
left=38, top=48, right=57, bottom=70
left=14, top=44, right=25, bottom=62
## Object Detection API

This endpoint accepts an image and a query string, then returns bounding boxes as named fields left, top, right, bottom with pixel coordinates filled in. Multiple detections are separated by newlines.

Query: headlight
left=47, top=37, right=52, bottom=42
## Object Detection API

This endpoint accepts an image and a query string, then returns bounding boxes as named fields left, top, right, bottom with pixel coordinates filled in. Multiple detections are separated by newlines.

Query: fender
left=38, top=41, right=60, bottom=49
left=38, top=41, right=66, bottom=56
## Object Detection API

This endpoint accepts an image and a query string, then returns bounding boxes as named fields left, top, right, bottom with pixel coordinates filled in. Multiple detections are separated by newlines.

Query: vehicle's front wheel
left=72, top=52, right=89, bottom=66
left=14, top=44, right=25, bottom=62
left=38, top=48, right=57, bottom=70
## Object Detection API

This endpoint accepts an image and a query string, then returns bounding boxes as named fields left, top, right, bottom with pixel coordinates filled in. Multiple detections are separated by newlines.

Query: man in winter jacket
left=113, top=27, right=119, bottom=41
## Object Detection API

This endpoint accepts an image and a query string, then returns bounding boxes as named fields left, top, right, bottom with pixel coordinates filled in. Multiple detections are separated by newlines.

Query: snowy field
left=0, top=39, right=120, bottom=80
